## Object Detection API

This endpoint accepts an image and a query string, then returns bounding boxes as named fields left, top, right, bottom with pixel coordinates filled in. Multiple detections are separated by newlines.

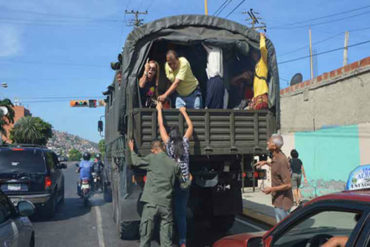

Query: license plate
left=8, top=184, right=21, bottom=191
left=81, top=184, right=90, bottom=189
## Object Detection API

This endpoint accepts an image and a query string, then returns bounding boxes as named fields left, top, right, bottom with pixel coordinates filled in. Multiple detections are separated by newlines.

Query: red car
left=214, top=165, right=370, bottom=247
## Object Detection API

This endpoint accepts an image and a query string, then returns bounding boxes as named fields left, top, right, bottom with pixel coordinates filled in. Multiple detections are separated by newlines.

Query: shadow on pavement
left=31, top=197, right=92, bottom=222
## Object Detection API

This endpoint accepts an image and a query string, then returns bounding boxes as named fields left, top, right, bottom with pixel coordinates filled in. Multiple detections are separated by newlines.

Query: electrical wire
left=273, top=10, right=370, bottom=30
left=0, top=60, right=106, bottom=68
left=270, top=4, right=370, bottom=29
left=279, top=39, right=370, bottom=65
left=214, top=0, right=231, bottom=16
left=225, top=0, right=246, bottom=18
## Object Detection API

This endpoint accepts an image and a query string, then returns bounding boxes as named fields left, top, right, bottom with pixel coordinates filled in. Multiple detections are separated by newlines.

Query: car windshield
left=273, top=210, right=361, bottom=247
left=0, top=149, right=46, bottom=174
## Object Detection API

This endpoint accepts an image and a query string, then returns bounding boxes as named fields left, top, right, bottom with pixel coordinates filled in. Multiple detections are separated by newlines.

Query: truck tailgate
left=132, top=109, right=274, bottom=156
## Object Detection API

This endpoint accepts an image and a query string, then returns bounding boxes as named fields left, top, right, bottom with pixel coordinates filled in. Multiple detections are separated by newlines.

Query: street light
left=1, top=82, right=8, bottom=88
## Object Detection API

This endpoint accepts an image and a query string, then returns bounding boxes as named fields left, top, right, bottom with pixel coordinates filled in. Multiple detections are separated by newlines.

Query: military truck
left=102, top=15, right=280, bottom=239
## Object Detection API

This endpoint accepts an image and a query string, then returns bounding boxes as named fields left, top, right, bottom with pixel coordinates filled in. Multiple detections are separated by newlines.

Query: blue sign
left=346, top=165, right=370, bottom=191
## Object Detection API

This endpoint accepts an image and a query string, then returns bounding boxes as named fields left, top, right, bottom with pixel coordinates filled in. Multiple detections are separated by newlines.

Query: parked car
left=213, top=165, right=370, bottom=247
left=0, top=189, right=35, bottom=246
left=0, top=145, right=67, bottom=218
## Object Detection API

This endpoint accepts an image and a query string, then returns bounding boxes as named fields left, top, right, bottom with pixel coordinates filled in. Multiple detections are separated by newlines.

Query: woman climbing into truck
left=156, top=101, right=193, bottom=247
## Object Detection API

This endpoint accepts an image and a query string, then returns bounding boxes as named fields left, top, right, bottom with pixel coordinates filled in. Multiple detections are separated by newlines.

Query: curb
left=242, top=207, right=276, bottom=227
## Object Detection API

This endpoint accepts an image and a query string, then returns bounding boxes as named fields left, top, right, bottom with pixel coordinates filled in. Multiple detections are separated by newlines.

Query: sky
left=0, top=0, right=369, bottom=142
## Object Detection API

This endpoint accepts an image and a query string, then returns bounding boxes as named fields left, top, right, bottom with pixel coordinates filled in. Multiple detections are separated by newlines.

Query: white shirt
left=202, top=44, right=223, bottom=79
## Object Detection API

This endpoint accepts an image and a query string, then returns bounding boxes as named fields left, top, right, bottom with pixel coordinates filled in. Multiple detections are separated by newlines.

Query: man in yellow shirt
left=251, top=32, right=269, bottom=110
left=230, top=33, right=269, bottom=110
left=158, top=50, right=202, bottom=109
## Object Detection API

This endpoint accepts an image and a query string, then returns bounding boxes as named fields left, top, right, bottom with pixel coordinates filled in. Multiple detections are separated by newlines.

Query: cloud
left=0, top=25, right=22, bottom=57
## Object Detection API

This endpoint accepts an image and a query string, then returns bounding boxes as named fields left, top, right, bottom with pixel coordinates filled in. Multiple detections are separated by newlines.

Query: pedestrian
left=158, top=50, right=202, bottom=109
left=128, top=139, right=182, bottom=247
left=256, top=134, right=293, bottom=223
left=156, top=101, right=192, bottom=247
left=289, top=149, right=308, bottom=206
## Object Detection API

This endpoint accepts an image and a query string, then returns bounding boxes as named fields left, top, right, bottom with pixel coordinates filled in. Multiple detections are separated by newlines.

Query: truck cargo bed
left=132, top=108, right=275, bottom=156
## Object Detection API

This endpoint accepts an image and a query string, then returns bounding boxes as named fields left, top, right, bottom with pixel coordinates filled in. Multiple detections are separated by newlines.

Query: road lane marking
left=94, top=206, right=106, bottom=247
left=235, top=217, right=265, bottom=231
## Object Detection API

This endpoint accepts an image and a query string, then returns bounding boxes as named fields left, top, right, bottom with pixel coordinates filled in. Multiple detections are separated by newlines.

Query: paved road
left=32, top=163, right=269, bottom=247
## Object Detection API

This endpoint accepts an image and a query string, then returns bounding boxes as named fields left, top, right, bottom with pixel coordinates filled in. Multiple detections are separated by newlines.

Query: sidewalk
left=242, top=187, right=298, bottom=227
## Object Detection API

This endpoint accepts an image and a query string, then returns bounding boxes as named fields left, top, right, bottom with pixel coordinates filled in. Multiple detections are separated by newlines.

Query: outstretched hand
left=156, top=101, right=163, bottom=111
left=179, top=107, right=187, bottom=114
left=128, top=139, right=134, bottom=151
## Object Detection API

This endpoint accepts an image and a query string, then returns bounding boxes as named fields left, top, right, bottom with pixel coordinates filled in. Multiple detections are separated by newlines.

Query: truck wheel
left=211, top=215, right=235, bottom=233
left=120, top=221, right=140, bottom=240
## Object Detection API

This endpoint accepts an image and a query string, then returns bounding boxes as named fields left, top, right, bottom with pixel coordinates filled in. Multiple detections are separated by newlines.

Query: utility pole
left=309, top=28, right=314, bottom=79
left=343, top=31, right=349, bottom=66
left=243, top=9, right=266, bottom=32
left=125, top=10, right=148, bottom=27
left=204, top=0, right=208, bottom=15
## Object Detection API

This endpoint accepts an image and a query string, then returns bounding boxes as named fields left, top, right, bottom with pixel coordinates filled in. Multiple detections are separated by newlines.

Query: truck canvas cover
left=116, top=15, right=280, bottom=133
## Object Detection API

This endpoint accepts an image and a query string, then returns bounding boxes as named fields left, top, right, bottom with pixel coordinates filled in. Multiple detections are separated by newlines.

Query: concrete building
left=2, top=106, right=31, bottom=143
left=279, top=56, right=370, bottom=199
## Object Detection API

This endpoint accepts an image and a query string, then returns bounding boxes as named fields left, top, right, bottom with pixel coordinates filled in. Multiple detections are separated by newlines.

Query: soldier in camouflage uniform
left=128, top=139, right=181, bottom=247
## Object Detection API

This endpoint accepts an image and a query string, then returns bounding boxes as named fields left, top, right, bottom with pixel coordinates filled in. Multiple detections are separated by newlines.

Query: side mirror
left=17, top=201, right=35, bottom=217
left=59, top=163, right=67, bottom=169
left=98, top=120, right=104, bottom=133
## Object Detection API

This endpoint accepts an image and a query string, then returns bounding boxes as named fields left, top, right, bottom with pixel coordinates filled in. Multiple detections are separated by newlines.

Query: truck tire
left=211, top=215, right=235, bottom=233
left=120, top=221, right=140, bottom=240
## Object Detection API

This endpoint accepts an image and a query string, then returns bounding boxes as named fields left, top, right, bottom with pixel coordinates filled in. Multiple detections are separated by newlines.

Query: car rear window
left=0, top=149, right=46, bottom=173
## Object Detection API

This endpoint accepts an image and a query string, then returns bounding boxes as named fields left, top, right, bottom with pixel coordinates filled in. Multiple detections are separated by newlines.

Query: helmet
left=82, top=152, right=91, bottom=161
left=95, top=153, right=101, bottom=159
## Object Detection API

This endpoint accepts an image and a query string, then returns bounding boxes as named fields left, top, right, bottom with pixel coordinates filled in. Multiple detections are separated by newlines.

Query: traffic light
left=88, top=99, right=97, bottom=108
left=70, top=100, right=88, bottom=107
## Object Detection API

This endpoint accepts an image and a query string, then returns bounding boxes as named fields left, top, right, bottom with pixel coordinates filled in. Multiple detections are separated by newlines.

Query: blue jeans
left=174, top=187, right=189, bottom=245
left=175, top=89, right=202, bottom=109
left=274, top=207, right=289, bottom=223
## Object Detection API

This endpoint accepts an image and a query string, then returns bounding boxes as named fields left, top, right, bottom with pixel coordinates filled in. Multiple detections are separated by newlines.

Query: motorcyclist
left=93, top=153, right=105, bottom=191
left=76, top=152, right=93, bottom=195
left=93, top=153, right=104, bottom=174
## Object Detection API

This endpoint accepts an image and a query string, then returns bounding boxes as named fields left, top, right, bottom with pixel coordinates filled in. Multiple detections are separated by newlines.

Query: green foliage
left=10, top=116, right=53, bottom=145
left=68, top=148, right=82, bottom=161
left=98, top=139, right=105, bottom=157
left=0, top=99, right=15, bottom=137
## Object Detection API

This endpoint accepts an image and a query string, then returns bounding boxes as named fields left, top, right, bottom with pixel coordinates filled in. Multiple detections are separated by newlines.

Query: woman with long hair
left=156, top=102, right=193, bottom=247
left=139, top=60, right=160, bottom=108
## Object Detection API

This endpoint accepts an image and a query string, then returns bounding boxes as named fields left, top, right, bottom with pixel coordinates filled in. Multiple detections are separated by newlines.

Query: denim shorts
left=175, top=89, right=202, bottom=109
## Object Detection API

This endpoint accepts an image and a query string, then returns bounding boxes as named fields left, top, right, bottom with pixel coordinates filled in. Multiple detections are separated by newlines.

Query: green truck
left=102, top=15, right=280, bottom=239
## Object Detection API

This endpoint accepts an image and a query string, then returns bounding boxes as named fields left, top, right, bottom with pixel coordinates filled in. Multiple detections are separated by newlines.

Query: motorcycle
left=75, top=163, right=92, bottom=207
left=79, top=178, right=91, bottom=207
left=91, top=172, right=100, bottom=191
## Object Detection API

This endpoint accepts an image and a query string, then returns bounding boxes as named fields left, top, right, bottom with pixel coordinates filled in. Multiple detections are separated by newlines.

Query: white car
left=0, top=190, right=35, bottom=247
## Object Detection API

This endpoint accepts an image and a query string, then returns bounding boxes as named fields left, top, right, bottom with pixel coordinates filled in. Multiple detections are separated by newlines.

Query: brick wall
left=280, top=56, right=370, bottom=133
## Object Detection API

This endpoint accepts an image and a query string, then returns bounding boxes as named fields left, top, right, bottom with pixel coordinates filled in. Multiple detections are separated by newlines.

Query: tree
left=0, top=98, right=15, bottom=138
left=10, top=116, right=53, bottom=145
left=68, top=148, right=82, bottom=161
left=98, top=139, right=105, bottom=157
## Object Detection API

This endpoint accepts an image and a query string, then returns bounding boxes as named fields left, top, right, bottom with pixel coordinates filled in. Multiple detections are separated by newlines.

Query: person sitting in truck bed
left=231, top=33, right=269, bottom=110
left=139, top=60, right=160, bottom=108
left=158, top=50, right=202, bottom=109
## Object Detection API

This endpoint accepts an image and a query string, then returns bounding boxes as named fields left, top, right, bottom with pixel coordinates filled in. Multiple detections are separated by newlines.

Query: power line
left=279, top=39, right=370, bottom=65
left=0, top=60, right=106, bottom=68
left=214, top=0, right=231, bottom=16
left=270, top=4, right=370, bottom=29
left=225, top=0, right=246, bottom=18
